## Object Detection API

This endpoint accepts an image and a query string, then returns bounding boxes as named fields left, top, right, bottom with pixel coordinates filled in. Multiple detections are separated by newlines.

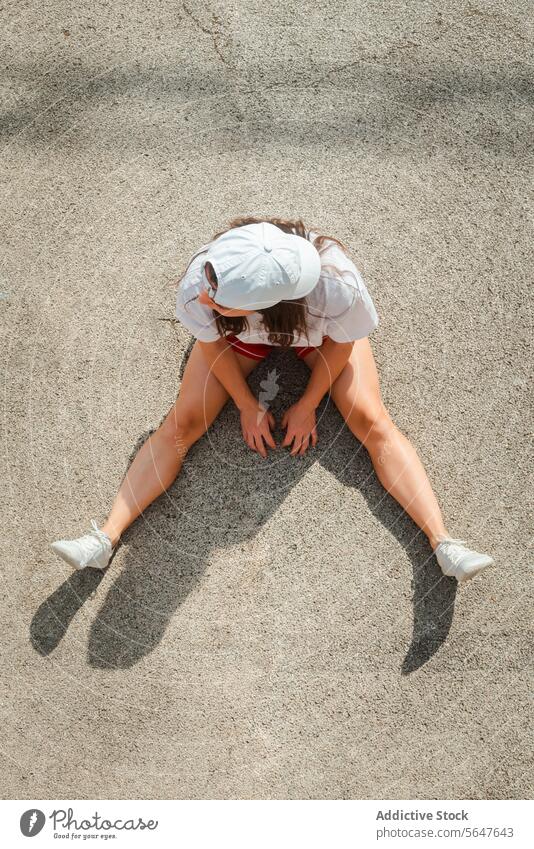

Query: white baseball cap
left=202, top=222, right=322, bottom=310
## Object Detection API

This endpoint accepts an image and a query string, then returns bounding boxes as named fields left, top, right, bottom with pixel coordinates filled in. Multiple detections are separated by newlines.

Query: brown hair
left=174, top=215, right=350, bottom=347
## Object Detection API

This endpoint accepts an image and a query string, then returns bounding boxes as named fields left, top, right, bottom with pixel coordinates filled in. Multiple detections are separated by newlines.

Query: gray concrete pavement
left=1, top=1, right=532, bottom=798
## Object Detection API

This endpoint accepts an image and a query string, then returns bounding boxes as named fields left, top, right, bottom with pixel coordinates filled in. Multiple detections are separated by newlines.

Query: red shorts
left=226, top=333, right=321, bottom=361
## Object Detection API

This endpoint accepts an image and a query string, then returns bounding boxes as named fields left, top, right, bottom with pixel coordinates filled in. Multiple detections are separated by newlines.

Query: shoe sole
left=457, top=558, right=495, bottom=584
left=50, top=542, right=107, bottom=571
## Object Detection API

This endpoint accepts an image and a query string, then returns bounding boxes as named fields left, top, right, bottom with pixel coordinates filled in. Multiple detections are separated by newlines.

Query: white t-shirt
left=175, top=230, right=379, bottom=346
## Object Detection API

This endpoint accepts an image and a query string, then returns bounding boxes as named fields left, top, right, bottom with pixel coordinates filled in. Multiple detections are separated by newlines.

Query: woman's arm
left=198, top=337, right=257, bottom=411
left=197, top=338, right=276, bottom=458
left=299, top=337, right=354, bottom=410
left=281, top=337, right=354, bottom=456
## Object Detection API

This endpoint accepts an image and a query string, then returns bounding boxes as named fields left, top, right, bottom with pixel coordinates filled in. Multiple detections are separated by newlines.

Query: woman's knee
left=160, top=408, right=208, bottom=455
left=348, top=401, right=395, bottom=446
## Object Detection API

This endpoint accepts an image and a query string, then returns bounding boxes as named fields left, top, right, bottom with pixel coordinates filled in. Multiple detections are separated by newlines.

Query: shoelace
left=88, top=519, right=112, bottom=551
left=437, top=538, right=468, bottom=566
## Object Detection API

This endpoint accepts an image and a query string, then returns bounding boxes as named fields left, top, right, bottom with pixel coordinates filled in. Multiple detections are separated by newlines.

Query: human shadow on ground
left=312, top=380, right=458, bottom=675
left=1, top=58, right=530, bottom=163
left=318, top=434, right=458, bottom=675
left=31, top=568, right=104, bottom=656
left=32, top=348, right=456, bottom=672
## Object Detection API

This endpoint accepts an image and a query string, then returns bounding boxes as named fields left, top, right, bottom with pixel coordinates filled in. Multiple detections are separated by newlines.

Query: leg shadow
left=315, top=390, right=457, bottom=675
left=30, top=569, right=105, bottom=655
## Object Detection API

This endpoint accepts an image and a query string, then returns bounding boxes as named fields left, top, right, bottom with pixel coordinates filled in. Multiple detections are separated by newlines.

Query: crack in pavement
left=182, top=2, right=233, bottom=68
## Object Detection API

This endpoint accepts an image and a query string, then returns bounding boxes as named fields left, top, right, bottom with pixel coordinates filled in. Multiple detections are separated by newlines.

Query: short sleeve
left=325, top=285, right=379, bottom=342
left=322, top=243, right=379, bottom=342
left=175, top=283, right=222, bottom=342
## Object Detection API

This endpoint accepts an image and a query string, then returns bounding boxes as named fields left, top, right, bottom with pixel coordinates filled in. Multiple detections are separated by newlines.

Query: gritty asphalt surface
left=1, top=1, right=532, bottom=799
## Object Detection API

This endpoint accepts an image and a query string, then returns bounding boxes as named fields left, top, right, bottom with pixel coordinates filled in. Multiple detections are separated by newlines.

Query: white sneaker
left=50, top=519, right=114, bottom=571
left=434, top=537, right=494, bottom=583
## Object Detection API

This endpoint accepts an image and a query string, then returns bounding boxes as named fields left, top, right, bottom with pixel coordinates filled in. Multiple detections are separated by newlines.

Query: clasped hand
left=240, top=399, right=318, bottom=459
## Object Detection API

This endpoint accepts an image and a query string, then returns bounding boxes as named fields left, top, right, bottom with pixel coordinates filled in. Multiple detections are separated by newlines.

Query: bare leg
left=302, top=339, right=450, bottom=550
left=101, top=342, right=259, bottom=545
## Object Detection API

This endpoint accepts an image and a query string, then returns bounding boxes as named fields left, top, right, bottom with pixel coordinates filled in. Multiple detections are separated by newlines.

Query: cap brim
left=293, top=236, right=322, bottom=297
